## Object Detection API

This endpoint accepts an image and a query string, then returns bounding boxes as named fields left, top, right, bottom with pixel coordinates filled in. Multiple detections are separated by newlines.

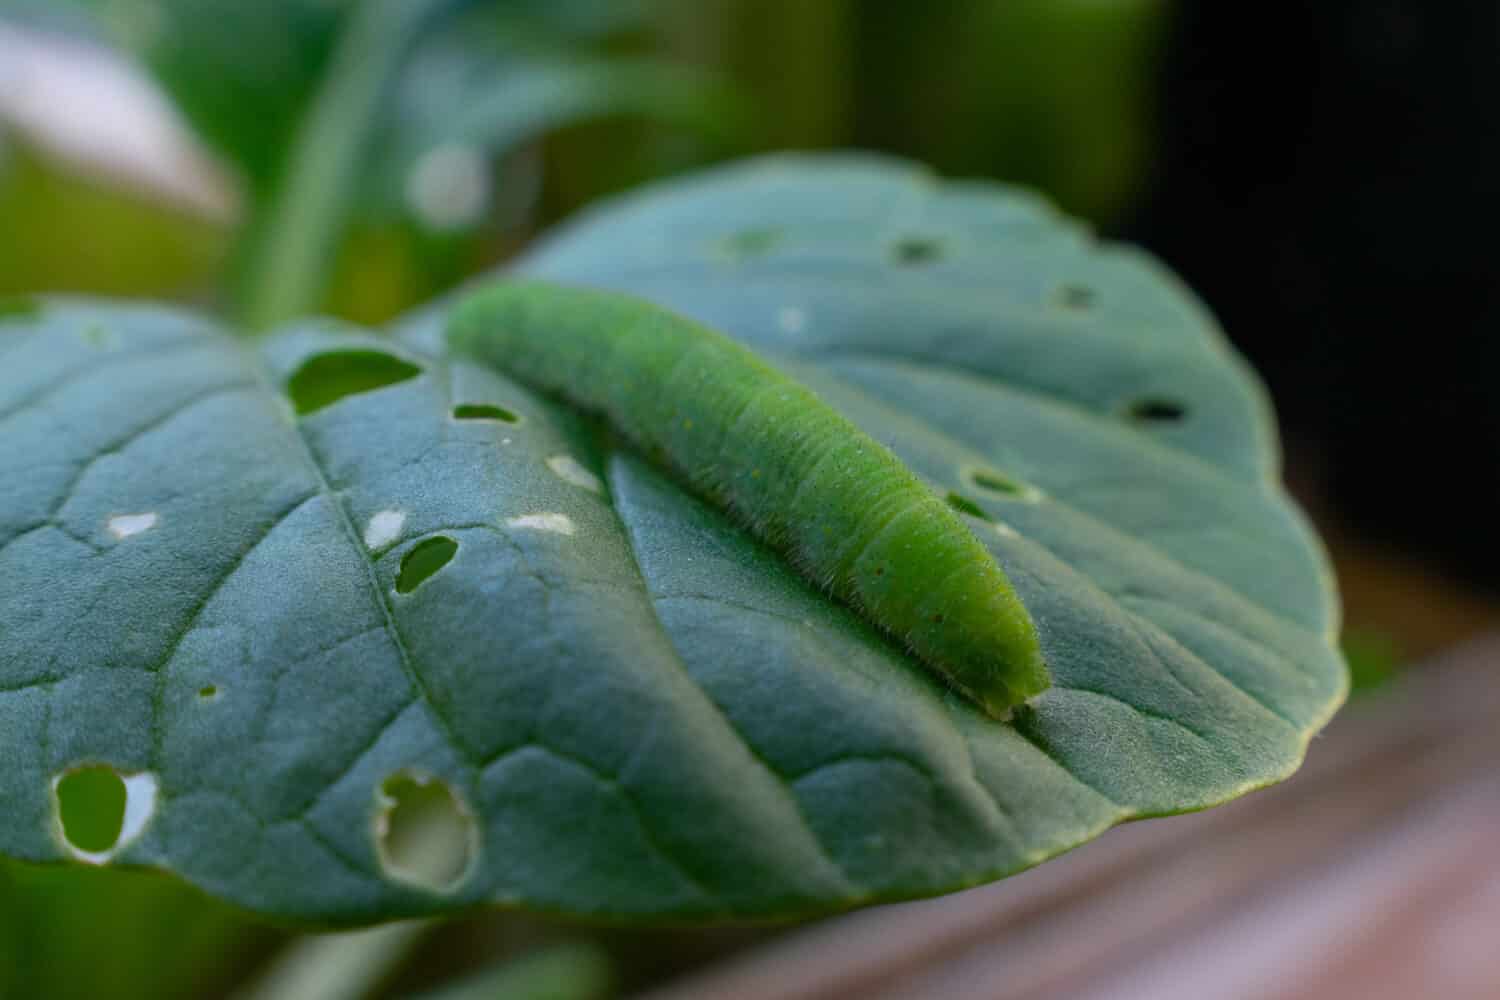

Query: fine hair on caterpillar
left=447, top=279, right=1050, bottom=717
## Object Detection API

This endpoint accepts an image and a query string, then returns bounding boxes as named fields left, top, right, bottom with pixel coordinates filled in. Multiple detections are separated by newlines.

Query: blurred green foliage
left=852, top=0, right=1167, bottom=222
left=0, top=0, right=1166, bottom=325
left=410, top=943, right=614, bottom=1000
left=0, top=857, right=281, bottom=1000
left=0, top=144, right=225, bottom=298
left=1340, top=629, right=1404, bottom=696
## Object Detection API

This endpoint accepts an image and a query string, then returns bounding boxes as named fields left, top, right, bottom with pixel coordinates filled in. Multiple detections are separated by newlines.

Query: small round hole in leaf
left=55, top=766, right=127, bottom=855
left=374, top=772, right=476, bottom=892
left=396, top=536, right=458, bottom=594
left=722, top=227, right=781, bottom=260
left=892, top=237, right=943, bottom=266
left=1127, top=398, right=1188, bottom=423
left=287, top=350, right=423, bottom=416
left=453, top=403, right=519, bottom=423
left=945, top=492, right=993, bottom=522
left=1056, top=283, right=1095, bottom=309
left=963, top=466, right=1035, bottom=500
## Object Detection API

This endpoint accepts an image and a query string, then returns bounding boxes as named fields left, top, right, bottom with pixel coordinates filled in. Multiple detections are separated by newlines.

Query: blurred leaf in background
left=653, top=0, right=1168, bottom=226
left=0, top=13, right=231, bottom=298
left=655, top=0, right=853, bottom=149
left=851, top=0, right=1169, bottom=225
left=329, top=1, right=751, bottom=323
left=85, top=0, right=347, bottom=195
left=0, top=141, right=225, bottom=299
left=410, top=943, right=614, bottom=1000
left=0, top=857, right=282, bottom=1000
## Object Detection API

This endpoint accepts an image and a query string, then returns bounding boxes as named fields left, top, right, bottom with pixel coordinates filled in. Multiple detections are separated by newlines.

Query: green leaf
left=0, top=155, right=1345, bottom=926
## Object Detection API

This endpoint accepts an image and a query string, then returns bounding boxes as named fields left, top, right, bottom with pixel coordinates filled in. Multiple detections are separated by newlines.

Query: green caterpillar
left=447, top=280, right=1049, bottom=717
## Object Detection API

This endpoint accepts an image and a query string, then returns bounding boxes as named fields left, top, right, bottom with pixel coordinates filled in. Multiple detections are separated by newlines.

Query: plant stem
left=235, top=0, right=459, bottom=332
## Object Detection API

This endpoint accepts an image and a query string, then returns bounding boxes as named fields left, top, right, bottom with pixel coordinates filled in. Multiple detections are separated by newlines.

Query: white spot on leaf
left=107, top=512, right=157, bottom=539
left=993, top=521, right=1019, bottom=539
left=506, top=512, right=575, bottom=536
left=546, top=454, right=601, bottom=494
left=364, top=510, right=405, bottom=550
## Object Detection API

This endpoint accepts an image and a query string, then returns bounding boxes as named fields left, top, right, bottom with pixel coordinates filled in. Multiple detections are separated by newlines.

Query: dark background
left=1129, top=0, right=1500, bottom=589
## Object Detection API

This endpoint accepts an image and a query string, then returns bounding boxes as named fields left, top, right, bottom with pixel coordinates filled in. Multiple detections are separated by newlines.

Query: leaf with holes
left=0, top=154, right=1345, bottom=926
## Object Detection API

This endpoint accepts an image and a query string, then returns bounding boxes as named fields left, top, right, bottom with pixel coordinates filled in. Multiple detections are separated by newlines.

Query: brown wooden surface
left=641, top=635, right=1500, bottom=1000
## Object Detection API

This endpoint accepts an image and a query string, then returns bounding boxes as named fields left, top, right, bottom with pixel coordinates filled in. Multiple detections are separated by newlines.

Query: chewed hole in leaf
left=55, top=767, right=125, bottom=854
left=286, top=350, right=422, bottom=416
left=396, top=536, right=458, bottom=594
left=963, top=465, right=1038, bottom=501
left=453, top=403, right=519, bottom=424
left=891, top=236, right=943, bottom=265
left=198, top=684, right=220, bottom=701
left=1055, top=283, right=1096, bottom=309
left=52, top=766, right=157, bottom=864
left=0, top=296, right=41, bottom=321
left=945, top=492, right=993, bottom=522
left=374, top=772, right=476, bottom=892
left=1127, top=397, right=1188, bottom=423
left=722, top=227, right=781, bottom=259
